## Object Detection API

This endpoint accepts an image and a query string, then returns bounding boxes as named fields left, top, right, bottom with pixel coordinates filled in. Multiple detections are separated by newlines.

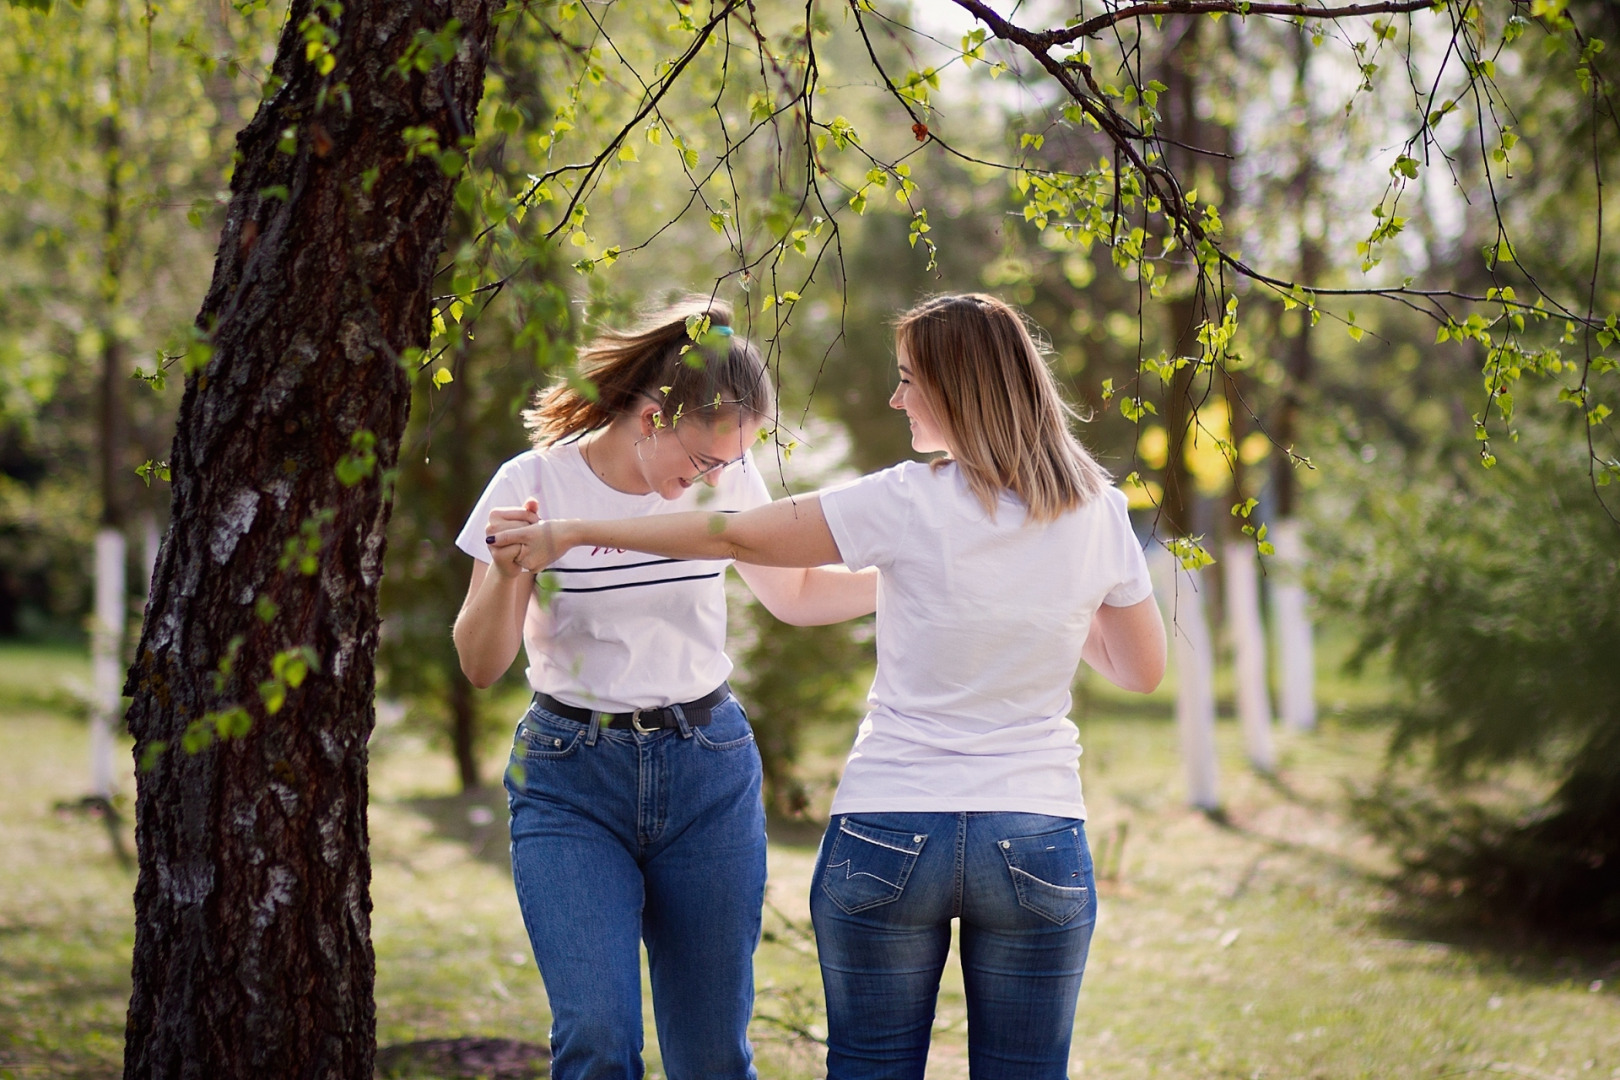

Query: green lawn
left=1, top=642, right=1615, bottom=1079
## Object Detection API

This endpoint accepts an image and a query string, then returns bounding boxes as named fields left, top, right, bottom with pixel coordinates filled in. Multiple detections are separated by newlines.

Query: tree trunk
left=1155, top=552, right=1219, bottom=811
left=1222, top=373, right=1276, bottom=772
left=91, top=0, right=128, bottom=806
left=449, top=673, right=480, bottom=793
left=1223, top=543, right=1276, bottom=772
left=1270, top=518, right=1317, bottom=733
left=1270, top=22, right=1320, bottom=734
left=1158, top=16, right=1222, bottom=810
left=445, top=342, right=481, bottom=794
left=121, top=2, right=500, bottom=1077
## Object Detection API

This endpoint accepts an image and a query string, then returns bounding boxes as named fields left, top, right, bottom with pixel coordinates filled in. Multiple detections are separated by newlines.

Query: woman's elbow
left=1127, top=658, right=1166, bottom=695
left=452, top=630, right=502, bottom=689
left=460, top=662, right=500, bottom=691
left=455, top=651, right=497, bottom=690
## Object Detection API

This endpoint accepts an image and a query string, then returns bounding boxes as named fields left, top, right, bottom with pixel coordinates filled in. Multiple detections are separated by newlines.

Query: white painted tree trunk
left=1270, top=518, right=1317, bottom=733
left=1153, top=550, right=1220, bottom=810
left=1224, top=541, right=1276, bottom=772
left=140, top=512, right=161, bottom=595
left=90, top=528, right=126, bottom=800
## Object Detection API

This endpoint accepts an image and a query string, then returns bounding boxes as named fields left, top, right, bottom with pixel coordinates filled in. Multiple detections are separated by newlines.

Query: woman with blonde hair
left=453, top=296, right=875, bottom=1080
left=496, top=292, right=1166, bottom=1078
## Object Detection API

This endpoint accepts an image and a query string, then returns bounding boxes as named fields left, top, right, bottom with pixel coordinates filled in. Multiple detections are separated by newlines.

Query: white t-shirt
left=455, top=441, right=770, bottom=712
left=819, top=460, right=1153, bottom=819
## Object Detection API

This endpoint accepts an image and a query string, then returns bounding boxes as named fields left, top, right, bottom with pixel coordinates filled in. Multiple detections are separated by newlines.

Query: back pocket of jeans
left=997, top=825, right=1091, bottom=926
left=820, top=818, right=927, bottom=915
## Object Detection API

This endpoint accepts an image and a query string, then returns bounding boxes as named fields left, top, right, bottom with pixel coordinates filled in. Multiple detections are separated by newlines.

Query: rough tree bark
left=121, top=2, right=500, bottom=1077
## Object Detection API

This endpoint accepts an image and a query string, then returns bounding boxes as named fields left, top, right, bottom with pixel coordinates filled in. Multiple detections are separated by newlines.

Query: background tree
left=1320, top=431, right=1620, bottom=934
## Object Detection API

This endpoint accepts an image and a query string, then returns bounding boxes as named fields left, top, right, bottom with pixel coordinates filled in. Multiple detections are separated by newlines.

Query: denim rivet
left=1000, top=840, right=1011, bottom=849
left=913, top=835, right=923, bottom=843
left=553, top=738, right=562, bottom=748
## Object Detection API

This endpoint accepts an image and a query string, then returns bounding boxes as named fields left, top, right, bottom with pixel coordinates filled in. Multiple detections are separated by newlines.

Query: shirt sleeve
left=818, top=463, right=916, bottom=572
left=1101, top=486, right=1154, bottom=607
left=454, top=455, right=540, bottom=563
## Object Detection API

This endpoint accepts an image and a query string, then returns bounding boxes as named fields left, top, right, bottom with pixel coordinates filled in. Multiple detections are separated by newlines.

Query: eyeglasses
left=671, top=423, right=747, bottom=483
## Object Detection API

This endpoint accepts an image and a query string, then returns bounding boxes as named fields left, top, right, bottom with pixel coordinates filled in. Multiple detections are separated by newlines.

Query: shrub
left=1319, top=442, right=1620, bottom=935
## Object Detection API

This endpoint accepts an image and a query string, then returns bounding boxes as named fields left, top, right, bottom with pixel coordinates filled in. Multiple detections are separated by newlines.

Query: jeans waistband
left=531, top=682, right=730, bottom=733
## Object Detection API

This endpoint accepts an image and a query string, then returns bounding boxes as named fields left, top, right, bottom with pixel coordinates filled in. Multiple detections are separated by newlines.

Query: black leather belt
left=532, top=683, right=730, bottom=733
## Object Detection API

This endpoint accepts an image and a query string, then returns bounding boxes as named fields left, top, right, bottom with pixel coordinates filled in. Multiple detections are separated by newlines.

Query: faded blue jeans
left=504, top=694, right=766, bottom=1080
left=810, top=811, right=1097, bottom=1080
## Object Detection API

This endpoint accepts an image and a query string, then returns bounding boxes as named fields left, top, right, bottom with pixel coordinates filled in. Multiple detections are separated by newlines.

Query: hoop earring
left=635, top=433, right=657, bottom=463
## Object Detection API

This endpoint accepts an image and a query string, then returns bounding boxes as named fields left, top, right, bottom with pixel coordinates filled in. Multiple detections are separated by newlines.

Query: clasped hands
left=482, top=498, right=572, bottom=578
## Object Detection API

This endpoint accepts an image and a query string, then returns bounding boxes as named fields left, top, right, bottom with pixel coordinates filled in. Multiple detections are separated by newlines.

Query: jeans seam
left=952, top=812, right=966, bottom=918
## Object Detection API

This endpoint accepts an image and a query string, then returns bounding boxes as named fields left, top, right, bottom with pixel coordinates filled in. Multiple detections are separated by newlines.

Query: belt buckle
left=630, top=708, right=658, bottom=735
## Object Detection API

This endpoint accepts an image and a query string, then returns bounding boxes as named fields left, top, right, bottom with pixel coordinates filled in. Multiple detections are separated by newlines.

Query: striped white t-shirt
left=456, top=442, right=770, bottom=711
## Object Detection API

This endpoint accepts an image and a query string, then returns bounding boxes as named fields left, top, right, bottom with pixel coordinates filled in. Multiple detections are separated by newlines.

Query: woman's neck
left=578, top=414, right=652, bottom=496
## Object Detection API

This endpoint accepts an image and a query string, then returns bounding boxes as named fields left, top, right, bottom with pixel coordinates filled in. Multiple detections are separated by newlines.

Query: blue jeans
left=504, top=694, right=766, bottom=1080
left=810, top=812, right=1097, bottom=1080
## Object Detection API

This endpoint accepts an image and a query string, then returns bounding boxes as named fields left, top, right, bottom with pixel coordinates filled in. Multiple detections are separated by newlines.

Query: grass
left=1, top=641, right=1616, bottom=1079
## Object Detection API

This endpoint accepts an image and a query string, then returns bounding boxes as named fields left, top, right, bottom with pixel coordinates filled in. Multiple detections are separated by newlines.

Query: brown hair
left=895, top=293, right=1109, bottom=522
left=524, top=296, right=773, bottom=445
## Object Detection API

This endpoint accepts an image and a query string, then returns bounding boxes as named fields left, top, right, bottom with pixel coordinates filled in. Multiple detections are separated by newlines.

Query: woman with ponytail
left=496, top=293, right=1167, bottom=1079
left=453, top=297, right=875, bottom=1080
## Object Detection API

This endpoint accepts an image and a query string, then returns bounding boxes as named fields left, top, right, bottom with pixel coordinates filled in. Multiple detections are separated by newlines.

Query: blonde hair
left=895, top=293, right=1109, bottom=522
left=524, top=296, right=773, bottom=445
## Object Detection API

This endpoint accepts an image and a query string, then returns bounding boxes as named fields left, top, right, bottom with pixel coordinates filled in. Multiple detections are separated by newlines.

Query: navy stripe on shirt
left=546, top=557, right=686, bottom=574
left=554, top=571, right=724, bottom=595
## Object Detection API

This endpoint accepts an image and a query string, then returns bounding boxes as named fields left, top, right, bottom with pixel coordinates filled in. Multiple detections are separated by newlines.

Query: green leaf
left=181, top=719, right=216, bottom=754
left=214, top=707, right=252, bottom=740
left=135, top=460, right=172, bottom=487
left=138, top=740, right=168, bottom=773
left=335, top=429, right=378, bottom=487
left=259, top=680, right=287, bottom=716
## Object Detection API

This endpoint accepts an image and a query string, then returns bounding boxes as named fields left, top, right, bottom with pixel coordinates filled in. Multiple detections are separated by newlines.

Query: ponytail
left=524, top=296, right=773, bottom=445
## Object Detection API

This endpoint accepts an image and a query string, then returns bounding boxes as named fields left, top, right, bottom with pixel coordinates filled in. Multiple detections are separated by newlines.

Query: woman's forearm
left=527, top=494, right=843, bottom=571
left=737, top=563, right=878, bottom=626
left=453, top=561, right=531, bottom=688
left=557, top=512, right=753, bottom=564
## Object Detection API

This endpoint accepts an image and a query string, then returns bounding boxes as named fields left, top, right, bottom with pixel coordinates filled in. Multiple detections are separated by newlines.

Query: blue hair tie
left=712, top=325, right=733, bottom=337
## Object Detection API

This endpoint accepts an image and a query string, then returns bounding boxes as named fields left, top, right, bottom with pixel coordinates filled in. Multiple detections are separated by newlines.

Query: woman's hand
left=492, top=517, right=574, bottom=575
left=483, top=499, right=542, bottom=578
